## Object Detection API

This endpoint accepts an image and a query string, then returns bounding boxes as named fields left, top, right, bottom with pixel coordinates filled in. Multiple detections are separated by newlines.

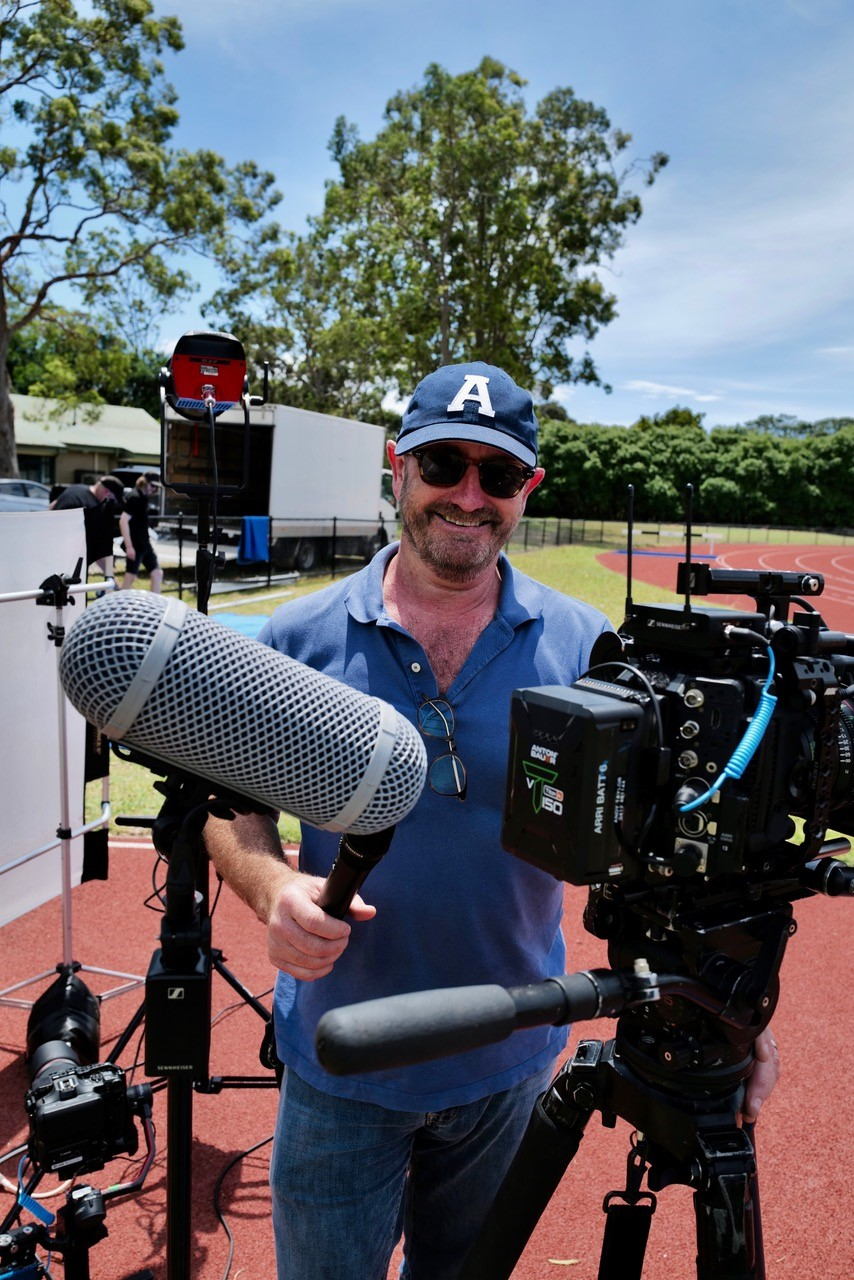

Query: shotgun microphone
left=59, top=591, right=427, bottom=835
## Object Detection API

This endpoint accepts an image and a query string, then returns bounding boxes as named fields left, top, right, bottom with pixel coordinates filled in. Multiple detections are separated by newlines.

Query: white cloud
left=594, top=30, right=854, bottom=366
left=599, top=169, right=854, bottom=366
left=625, top=380, right=721, bottom=403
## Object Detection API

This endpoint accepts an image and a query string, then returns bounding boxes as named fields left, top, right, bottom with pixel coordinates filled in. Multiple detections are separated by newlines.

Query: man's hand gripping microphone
left=317, top=828, right=396, bottom=919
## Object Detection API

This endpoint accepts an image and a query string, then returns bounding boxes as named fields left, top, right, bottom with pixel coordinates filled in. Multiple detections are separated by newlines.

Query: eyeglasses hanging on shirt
left=417, top=698, right=467, bottom=800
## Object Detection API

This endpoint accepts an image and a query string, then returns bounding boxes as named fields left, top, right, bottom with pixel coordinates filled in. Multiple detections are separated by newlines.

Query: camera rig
left=504, top=563, right=854, bottom=890
left=316, top=491, right=854, bottom=1279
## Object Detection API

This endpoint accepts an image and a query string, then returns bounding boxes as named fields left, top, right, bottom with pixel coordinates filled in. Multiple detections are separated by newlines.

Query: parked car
left=0, top=479, right=52, bottom=510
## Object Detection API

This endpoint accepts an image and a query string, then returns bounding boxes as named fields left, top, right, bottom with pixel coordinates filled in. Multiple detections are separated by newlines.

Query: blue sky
left=158, top=0, right=854, bottom=428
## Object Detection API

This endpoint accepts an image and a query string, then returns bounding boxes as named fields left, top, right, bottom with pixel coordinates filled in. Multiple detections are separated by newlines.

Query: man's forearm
left=205, top=811, right=298, bottom=925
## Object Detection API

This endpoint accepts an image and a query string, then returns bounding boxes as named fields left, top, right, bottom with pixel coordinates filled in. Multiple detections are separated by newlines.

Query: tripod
left=460, top=1036, right=762, bottom=1280
left=102, top=760, right=280, bottom=1280
left=456, top=858, right=854, bottom=1280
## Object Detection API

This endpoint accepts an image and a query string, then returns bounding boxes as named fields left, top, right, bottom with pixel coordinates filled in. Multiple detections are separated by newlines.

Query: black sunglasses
left=411, top=446, right=535, bottom=499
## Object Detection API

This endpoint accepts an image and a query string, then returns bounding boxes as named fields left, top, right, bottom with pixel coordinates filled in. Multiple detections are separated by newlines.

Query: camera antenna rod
left=625, top=484, right=635, bottom=616
left=683, top=483, right=694, bottom=616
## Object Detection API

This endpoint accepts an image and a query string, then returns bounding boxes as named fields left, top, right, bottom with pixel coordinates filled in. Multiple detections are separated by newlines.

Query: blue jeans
left=270, top=1064, right=555, bottom=1280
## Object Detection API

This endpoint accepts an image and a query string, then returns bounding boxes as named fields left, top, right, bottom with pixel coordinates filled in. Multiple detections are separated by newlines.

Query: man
left=50, top=475, right=124, bottom=577
left=119, top=473, right=163, bottom=592
left=204, top=362, right=778, bottom=1279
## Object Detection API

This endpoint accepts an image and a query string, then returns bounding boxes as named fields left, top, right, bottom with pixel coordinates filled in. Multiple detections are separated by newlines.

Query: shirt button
left=411, top=662, right=422, bottom=673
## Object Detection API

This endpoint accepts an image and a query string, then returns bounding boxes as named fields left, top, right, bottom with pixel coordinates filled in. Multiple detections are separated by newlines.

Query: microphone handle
left=317, top=828, right=395, bottom=919
left=315, top=970, right=642, bottom=1075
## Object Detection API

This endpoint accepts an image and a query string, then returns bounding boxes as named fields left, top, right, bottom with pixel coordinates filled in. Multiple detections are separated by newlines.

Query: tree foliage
left=9, top=309, right=161, bottom=416
left=208, top=231, right=396, bottom=422
left=528, top=409, right=854, bottom=529
left=210, top=58, right=666, bottom=411
left=0, top=0, right=280, bottom=473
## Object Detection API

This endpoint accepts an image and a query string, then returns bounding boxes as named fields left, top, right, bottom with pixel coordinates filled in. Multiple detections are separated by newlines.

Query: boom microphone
left=59, top=591, right=427, bottom=834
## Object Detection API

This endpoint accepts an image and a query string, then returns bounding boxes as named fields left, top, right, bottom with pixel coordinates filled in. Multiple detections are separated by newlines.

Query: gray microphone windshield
left=59, top=591, right=427, bottom=835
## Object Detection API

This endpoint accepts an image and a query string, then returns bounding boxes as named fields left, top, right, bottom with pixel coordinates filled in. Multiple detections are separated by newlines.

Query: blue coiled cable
left=679, top=642, right=777, bottom=814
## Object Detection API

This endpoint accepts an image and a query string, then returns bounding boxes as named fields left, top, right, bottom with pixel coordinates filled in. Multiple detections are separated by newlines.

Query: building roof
left=12, top=393, right=160, bottom=459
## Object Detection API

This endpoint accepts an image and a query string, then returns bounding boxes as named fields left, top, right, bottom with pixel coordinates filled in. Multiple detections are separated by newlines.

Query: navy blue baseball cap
left=394, top=362, right=539, bottom=467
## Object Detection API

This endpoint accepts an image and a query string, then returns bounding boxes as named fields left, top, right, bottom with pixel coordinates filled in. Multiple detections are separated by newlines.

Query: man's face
left=387, top=439, right=544, bottom=582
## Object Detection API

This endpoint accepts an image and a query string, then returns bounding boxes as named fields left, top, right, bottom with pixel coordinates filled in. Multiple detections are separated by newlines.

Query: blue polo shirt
left=260, top=543, right=611, bottom=1110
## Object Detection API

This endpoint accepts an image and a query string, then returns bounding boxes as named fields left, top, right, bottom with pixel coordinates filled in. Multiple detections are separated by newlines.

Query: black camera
left=315, top=510, right=854, bottom=1279
left=504, top=564, right=854, bottom=890
left=24, top=971, right=141, bottom=1178
left=26, top=1060, right=139, bottom=1176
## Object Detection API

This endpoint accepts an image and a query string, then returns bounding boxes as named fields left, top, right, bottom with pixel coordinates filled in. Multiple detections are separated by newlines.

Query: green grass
left=505, top=543, right=682, bottom=625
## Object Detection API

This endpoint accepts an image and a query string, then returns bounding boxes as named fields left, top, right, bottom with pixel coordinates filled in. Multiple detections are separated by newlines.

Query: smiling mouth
left=433, top=509, right=495, bottom=529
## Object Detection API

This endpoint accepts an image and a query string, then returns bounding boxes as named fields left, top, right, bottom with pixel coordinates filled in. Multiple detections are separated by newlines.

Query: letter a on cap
left=446, top=374, right=495, bottom=419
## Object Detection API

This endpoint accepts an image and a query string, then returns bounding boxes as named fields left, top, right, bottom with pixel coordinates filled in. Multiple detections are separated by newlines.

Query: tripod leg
left=459, top=1046, right=600, bottom=1280
left=212, top=951, right=272, bottom=1022
left=598, top=1200, right=654, bottom=1280
left=106, top=999, right=146, bottom=1063
left=693, top=1125, right=764, bottom=1280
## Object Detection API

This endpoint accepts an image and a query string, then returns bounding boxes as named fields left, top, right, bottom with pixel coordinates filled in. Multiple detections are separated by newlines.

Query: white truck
left=161, top=401, right=397, bottom=571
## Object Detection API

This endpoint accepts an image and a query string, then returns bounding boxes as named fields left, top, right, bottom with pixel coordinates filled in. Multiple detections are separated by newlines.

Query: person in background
left=50, top=475, right=124, bottom=578
left=203, top=361, right=780, bottom=1280
left=119, top=473, right=163, bottom=593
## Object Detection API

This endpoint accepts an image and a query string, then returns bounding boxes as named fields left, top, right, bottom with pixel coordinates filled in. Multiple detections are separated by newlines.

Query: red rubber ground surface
left=1, top=833, right=851, bottom=1279
left=598, top=540, right=854, bottom=633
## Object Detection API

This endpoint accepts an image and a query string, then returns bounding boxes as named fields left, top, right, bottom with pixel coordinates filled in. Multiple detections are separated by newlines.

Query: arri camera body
left=504, top=566, right=854, bottom=891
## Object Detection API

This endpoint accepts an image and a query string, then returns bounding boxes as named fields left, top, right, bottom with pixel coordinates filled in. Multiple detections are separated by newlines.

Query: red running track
left=1, top=838, right=851, bottom=1278
left=598, top=541, right=854, bottom=633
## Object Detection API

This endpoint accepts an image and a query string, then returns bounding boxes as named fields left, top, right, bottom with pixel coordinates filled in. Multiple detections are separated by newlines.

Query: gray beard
left=397, top=484, right=516, bottom=581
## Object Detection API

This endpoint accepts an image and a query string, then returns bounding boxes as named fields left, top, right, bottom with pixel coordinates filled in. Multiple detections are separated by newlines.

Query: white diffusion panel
left=0, top=509, right=88, bottom=925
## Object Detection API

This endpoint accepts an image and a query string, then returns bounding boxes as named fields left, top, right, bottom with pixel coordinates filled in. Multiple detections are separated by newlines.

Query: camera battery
left=503, top=683, right=647, bottom=884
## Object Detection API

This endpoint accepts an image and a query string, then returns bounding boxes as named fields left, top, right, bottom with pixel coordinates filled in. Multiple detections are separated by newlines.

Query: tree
left=0, top=0, right=280, bottom=474
left=697, top=475, right=743, bottom=523
left=208, top=232, right=395, bottom=421
left=8, top=309, right=161, bottom=416
left=214, top=58, right=666, bottom=410
left=531, top=419, right=625, bottom=518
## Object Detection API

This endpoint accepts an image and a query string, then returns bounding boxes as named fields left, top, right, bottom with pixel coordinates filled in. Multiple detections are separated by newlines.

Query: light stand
left=158, top=328, right=268, bottom=614
left=151, top=331, right=273, bottom=1278
left=0, top=565, right=144, bottom=1024
left=0, top=566, right=156, bottom=1276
